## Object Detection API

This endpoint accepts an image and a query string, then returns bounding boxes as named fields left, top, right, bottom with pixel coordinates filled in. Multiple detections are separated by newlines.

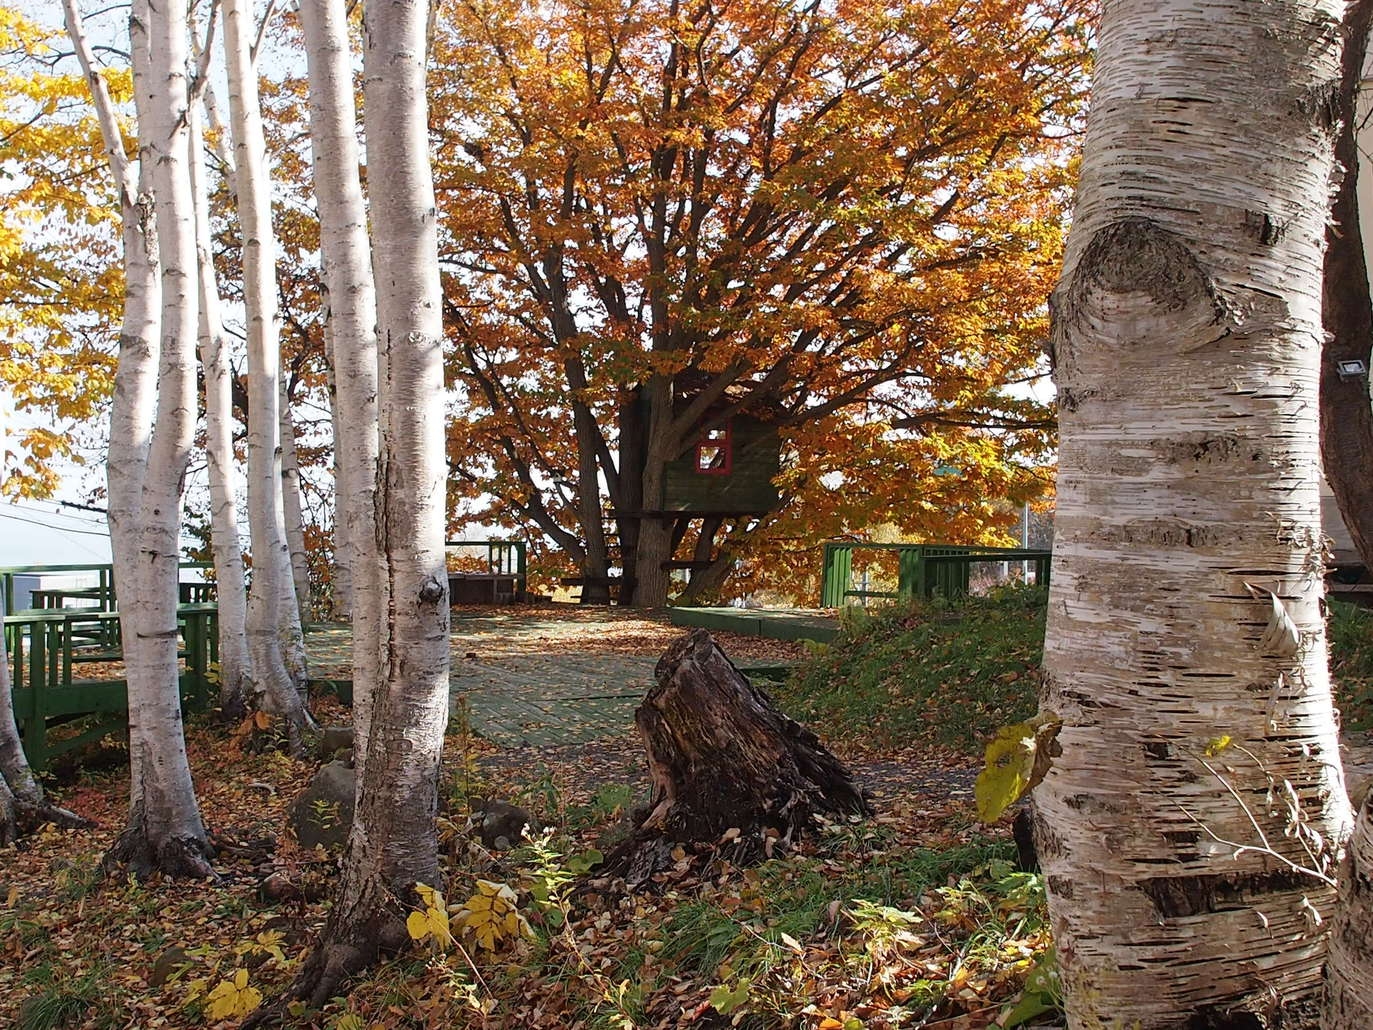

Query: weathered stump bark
left=602, top=629, right=871, bottom=885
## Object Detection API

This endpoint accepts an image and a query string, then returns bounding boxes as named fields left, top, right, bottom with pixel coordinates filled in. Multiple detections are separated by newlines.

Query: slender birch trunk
left=104, top=0, right=215, bottom=878
left=254, top=0, right=448, bottom=1009
left=298, top=0, right=381, bottom=778
left=189, top=99, right=254, bottom=722
left=1034, top=2, right=1351, bottom=1024
left=279, top=383, right=313, bottom=622
left=324, top=328, right=355, bottom=619
left=223, top=0, right=312, bottom=750
left=0, top=594, right=41, bottom=806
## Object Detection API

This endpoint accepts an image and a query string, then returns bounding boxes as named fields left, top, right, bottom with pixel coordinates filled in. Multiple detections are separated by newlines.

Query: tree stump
left=601, top=629, right=871, bottom=885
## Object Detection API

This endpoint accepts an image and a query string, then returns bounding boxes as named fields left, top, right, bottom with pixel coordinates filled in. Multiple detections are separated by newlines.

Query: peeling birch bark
left=1036, top=2, right=1352, bottom=1025
left=256, top=0, right=448, bottom=1011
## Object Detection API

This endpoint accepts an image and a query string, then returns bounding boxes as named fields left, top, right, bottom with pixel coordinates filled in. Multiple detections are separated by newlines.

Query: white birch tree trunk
left=64, top=0, right=161, bottom=840
left=1035, top=1, right=1352, bottom=1024
left=104, top=0, right=214, bottom=878
left=257, top=0, right=448, bottom=1008
left=223, top=0, right=312, bottom=750
left=298, top=0, right=382, bottom=779
left=189, top=99, right=254, bottom=723
left=279, top=383, right=313, bottom=622
left=0, top=592, right=41, bottom=806
left=324, top=328, right=355, bottom=619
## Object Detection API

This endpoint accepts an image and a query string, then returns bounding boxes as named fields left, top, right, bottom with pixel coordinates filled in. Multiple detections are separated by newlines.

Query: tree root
left=103, top=829, right=218, bottom=881
left=242, top=900, right=409, bottom=1027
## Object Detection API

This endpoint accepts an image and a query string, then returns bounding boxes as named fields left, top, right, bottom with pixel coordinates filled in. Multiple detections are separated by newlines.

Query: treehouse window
left=695, top=424, right=732, bottom=475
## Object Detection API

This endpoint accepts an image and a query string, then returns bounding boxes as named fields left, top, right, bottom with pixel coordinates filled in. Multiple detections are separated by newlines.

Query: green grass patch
left=776, top=588, right=1373, bottom=754
left=1331, top=600, right=1373, bottom=731
left=775, top=586, right=1047, bottom=753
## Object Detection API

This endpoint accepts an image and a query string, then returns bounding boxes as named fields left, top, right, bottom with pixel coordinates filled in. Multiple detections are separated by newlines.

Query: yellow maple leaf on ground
left=204, top=968, right=261, bottom=1021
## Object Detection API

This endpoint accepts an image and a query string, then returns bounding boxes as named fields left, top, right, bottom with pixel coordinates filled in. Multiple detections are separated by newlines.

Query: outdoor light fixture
left=1336, top=359, right=1368, bottom=380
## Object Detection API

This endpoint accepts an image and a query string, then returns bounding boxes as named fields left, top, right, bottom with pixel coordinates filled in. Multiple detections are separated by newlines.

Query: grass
left=1331, top=599, right=1373, bottom=730
left=775, top=588, right=1373, bottom=755
left=774, top=586, right=1047, bottom=753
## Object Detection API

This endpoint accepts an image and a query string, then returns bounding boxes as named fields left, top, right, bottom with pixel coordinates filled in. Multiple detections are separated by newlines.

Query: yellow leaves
left=974, top=712, right=1062, bottom=823
left=1203, top=735, right=1233, bottom=758
left=406, top=882, right=455, bottom=951
left=203, top=968, right=261, bottom=1021
left=409, top=879, right=533, bottom=953
left=454, top=879, right=533, bottom=952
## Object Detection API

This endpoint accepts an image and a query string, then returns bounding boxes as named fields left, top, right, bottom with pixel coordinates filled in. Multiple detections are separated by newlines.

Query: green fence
left=819, top=542, right=1051, bottom=607
left=4, top=603, right=218, bottom=771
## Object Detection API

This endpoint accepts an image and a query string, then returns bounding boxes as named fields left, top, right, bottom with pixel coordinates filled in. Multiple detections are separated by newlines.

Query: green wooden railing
left=444, top=539, right=528, bottom=597
left=819, top=542, right=1052, bottom=607
left=4, top=603, right=218, bottom=771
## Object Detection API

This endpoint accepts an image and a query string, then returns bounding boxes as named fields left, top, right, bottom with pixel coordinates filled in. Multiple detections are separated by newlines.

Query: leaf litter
left=0, top=604, right=1052, bottom=1029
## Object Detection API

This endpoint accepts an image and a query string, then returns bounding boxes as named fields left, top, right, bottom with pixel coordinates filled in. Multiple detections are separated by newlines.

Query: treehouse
left=659, top=412, right=781, bottom=516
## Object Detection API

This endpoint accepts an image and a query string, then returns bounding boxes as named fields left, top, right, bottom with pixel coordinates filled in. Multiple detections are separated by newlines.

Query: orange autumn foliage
left=431, top=0, right=1089, bottom=603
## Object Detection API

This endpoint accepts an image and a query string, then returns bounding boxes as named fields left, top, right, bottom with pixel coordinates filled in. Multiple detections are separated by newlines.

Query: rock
left=468, top=799, right=538, bottom=850
left=148, top=946, right=191, bottom=988
left=318, top=725, right=355, bottom=759
left=289, top=761, right=356, bottom=849
left=258, top=872, right=299, bottom=902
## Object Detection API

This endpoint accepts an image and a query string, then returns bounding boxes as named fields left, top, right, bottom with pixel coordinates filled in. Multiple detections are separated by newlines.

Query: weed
left=19, top=961, right=114, bottom=1030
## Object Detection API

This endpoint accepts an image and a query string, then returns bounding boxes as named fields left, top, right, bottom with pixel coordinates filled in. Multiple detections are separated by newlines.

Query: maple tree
left=0, top=7, right=120, bottom=498
left=433, top=0, right=1088, bottom=606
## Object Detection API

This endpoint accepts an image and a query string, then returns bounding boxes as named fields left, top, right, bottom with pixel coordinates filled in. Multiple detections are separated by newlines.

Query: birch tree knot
left=418, top=576, right=446, bottom=604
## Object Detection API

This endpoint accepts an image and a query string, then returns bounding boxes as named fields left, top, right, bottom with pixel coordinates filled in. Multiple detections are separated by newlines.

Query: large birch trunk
left=298, top=0, right=382, bottom=776
left=105, top=0, right=214, bottom=878
left=223, top=0, right=312, bottom=750
left=189, top=100, right=253, bottom=722
left=261, top=0, right=449, bottom=1009
left=1035, top=2, right=1352, bottom=1025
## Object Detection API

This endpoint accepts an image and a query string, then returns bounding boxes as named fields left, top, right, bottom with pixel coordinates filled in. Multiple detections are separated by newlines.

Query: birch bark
left=189, top=96, right=254, bottom=722
left=223, top=0, right=312, bottom=749
left=256, top=0, right=448, bottom=1007
left=1034, top=2, right=1351, bottom=1024
left=103, top=0, right=214, bottom=878
left=298, top=0, right=381, bottom=777
left=278, top=385, right=314, bottom=621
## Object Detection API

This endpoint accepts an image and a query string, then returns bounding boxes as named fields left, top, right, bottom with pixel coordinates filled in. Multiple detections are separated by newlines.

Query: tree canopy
left=0, top=8, right=119, bottom=497
left=433, top=0, right=1089, bottom=601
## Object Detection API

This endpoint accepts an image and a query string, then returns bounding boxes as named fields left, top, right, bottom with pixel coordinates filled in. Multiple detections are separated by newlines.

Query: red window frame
left=694, top=421, right=733, bottom=475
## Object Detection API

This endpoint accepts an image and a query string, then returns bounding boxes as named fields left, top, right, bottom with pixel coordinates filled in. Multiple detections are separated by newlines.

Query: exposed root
left=103, top=828, right=218, bottom=881
left=243, top=891, right=409, bottom=1027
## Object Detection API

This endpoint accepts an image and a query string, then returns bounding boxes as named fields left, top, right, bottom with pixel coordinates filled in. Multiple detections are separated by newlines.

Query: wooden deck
left=667, top=606, right=839, bottom=643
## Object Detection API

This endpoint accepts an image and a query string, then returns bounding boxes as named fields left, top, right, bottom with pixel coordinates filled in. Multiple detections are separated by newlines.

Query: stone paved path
left=306, top=609, right=686, bottom=747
